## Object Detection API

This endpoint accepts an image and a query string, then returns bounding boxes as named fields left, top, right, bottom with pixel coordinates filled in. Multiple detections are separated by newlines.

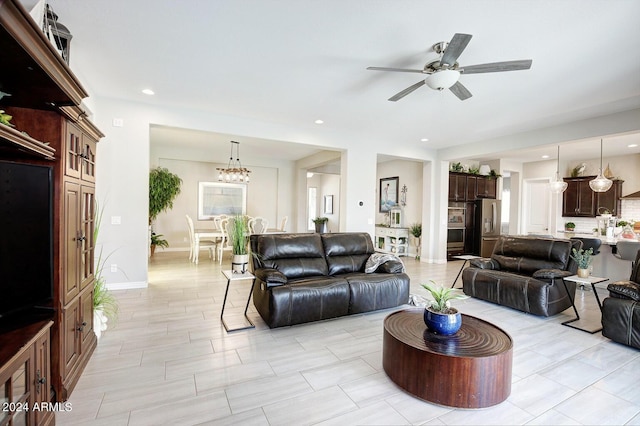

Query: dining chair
left=248, top=216, right=269, bottom=234
left=218, top=218, right=234, bottom=264
left=186, top=214, right=216, bottom=263
left=278, top=216, right=288, bottom=232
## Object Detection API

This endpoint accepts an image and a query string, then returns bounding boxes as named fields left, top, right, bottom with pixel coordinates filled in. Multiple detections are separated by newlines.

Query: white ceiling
left=26, top=0, right=640, bottom=164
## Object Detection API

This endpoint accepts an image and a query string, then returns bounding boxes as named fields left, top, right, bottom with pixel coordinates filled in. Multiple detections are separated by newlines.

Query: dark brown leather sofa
left=249, top=232, right=410, bottom=328
left=602, top=249, right=640, bottom=349
left=462, top=235, right=580, bottom=316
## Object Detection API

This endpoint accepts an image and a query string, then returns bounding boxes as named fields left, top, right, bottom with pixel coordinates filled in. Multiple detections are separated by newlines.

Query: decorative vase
left=423, top=308, right=462, bottom=335
left=232, top=254, right=249, bottom=273
left=93, top=308, right=108, bottom=340
left=577, top=268, right=590, bottom=278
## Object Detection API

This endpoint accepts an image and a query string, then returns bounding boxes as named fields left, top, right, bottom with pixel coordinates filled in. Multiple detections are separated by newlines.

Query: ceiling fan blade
left=440, top=33, right=472, bottom=67
left=388, top=80, right=426, bottom=102
left=449, top=81, right=472, bottom=101
left=460, top=59, right=532, bottom=74
left=367, top=66, right=424, bottom=74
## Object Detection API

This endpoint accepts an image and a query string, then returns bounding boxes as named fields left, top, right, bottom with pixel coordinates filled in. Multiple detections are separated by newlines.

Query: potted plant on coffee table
left=229, top=215, right=249, bottom=273
left=421, top=280, right=469, bottom=335
left=570, top=247, right=594, bottom=278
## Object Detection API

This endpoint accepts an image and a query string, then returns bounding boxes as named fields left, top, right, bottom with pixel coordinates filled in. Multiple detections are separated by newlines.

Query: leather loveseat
left=462, top=235, right=581, bottom=316
left=249, top=232, right=410, bottom=328
left=602, top=249, right=640, bottom=349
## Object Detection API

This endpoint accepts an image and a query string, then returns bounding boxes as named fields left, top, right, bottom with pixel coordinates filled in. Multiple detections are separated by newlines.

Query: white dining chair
left=186, top=214, right=216, bottom=263
left=218, top=218, right=234, bottom=264
left=278, top=216, right=288, bottom=232
left=248, top=216, right=269, bottom=234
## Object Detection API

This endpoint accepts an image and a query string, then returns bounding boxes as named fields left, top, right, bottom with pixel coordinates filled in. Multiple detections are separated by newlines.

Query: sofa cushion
left=339, top=272, right=410, bottom=314
left=322, top=233, right=375, bottom=275
left=267, top=276, right=350, bottom=327
left=250, top=233, right=328, bottom=279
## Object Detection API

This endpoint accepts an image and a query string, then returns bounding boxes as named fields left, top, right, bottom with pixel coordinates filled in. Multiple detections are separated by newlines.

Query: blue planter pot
left=423, top=308, right=462, bottom=335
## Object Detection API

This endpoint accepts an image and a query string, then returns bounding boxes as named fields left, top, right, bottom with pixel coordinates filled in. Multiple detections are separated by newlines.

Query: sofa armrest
left=533, top=269, right=573, bottom=280
left=376, top=260, right=404, bottom=274
left=607, top=281, right=640, bottom=301
left=470, top=258, right=499, bottom=270
left=254, top=268, right=288, bottom=288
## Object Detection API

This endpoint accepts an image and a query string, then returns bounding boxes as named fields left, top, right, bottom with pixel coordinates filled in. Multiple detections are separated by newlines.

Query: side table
left=450, top=255, right=481, bottom=288
left=561, top=274, right=608, bottom=334
left=220, top=270, right=256, bottom=332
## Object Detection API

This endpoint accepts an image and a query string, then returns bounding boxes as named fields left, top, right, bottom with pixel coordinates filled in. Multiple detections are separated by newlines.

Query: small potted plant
left=150, top=232, right=169, bottom=256
left=229, top=215, right=249, bottom=273
left=565, top=222, right=576, bottom=232
left=421, top=280, right=469, bottom=335
left=409, top=223, right=422, bottom=260
left=312, top=217, right=329, bottom=233
left=570, top=247, right=594, bottom=278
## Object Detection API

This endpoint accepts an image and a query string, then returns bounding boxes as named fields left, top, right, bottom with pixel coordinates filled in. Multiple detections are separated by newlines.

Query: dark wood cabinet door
left=62, top=300, right=80, bottom=379
left=33, top=328, right=54, bottom=426
left=81, top=135, right=97, bottom=183
left=448, top=173, right=467, bottom=201
left=466, top=176, right=477, bottom=200
left=80, top=186, right=96, bottom=291
left=562, top=178, right=595, bottom=217
left=63, top=182, right=81, bottom=304
left=65, top=122, right=82, bottom=179
left=476, top=176, right=497, bottom=199
left=80, top=287, right=96, bottom=354
left=595, top=180, right=623, bottom=216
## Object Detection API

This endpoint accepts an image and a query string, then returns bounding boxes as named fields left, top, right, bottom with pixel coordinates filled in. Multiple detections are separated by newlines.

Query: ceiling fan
left=367, top=33, right=532, bottom=101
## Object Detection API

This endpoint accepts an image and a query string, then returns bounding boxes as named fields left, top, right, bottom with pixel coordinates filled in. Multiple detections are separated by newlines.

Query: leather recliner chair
left=602, top=248, right=640, bottom=349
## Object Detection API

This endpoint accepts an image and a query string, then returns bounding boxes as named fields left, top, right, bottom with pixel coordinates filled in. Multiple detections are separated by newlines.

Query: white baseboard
left=106, top=281, right=147, bottom=290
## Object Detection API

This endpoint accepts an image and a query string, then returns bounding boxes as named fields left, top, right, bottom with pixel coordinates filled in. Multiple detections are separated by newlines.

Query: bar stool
left=613, top=240, right=640, bottom=273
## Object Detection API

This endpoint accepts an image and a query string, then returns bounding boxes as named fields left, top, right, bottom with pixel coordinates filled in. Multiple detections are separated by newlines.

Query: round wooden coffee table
left=383, top=309, right=512, bottom=408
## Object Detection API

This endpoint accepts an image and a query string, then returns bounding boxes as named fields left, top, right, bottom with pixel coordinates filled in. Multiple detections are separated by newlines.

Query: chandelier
left=217, top=141, right=251, bottom=183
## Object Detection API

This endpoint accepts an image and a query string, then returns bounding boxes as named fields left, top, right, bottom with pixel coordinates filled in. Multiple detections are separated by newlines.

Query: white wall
left=376, top=159, right=424, bottom=230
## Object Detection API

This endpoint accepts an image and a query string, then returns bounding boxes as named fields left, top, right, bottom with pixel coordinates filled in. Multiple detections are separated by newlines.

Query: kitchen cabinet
left=476, top=176, right=497, bottom=199
left=448, top=173, right=467, bottom=201
left=562, top=177, right=623, bottom=217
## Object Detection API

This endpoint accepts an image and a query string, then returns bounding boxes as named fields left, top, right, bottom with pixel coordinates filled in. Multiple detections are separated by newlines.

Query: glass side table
left=220, top=270, right=256, bottom=332
left=561, top=274, right=608, bottom=334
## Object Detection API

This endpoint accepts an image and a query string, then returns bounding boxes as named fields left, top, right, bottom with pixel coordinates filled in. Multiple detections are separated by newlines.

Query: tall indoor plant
left=148, top=167, right=182, bottom=253
left=410, top=223, right=422, bottom=260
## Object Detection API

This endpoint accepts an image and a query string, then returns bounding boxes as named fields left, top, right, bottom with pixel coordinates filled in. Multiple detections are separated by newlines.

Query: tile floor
left=56, top=251, right=640, bottom=425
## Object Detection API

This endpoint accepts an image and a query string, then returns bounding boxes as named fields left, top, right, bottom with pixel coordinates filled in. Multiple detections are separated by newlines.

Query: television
left=0, top=160, right=54, bottom=327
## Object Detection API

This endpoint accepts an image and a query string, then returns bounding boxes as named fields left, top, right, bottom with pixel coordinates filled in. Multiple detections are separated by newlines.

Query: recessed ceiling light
left=541, top=155, right=550, bottom=159
left=420, top=138, right=429, bottom=142
left=142, top=89, right=155, bottom=95
left=314, top=119, right=324, bottom=124
left=628, top=144, right=638, bottom=148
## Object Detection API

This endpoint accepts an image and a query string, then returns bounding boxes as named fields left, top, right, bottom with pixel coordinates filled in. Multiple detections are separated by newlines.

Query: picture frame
left=198, top=182, right=247, bottom=219
left=324, top=195, right=333, bottom=214
left=379, top=176, right=399, bottom=212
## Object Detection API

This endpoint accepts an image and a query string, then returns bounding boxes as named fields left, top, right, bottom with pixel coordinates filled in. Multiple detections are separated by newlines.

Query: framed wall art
left=379, top=176, right=399, bottom=212
left=324, top=195, right=333, bottom=214
left=198, top=182, right=247, bottom=219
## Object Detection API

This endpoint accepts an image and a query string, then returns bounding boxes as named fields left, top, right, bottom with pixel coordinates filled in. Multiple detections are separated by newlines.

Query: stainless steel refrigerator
left=475, top=199, right=502, bottom=257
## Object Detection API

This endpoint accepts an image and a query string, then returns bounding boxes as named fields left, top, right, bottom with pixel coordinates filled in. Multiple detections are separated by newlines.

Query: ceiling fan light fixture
left=425, top=70, right=460, bottom=90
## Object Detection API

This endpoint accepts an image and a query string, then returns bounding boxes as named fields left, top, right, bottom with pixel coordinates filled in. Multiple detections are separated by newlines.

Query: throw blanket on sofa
left=365, top=252, right=405, bottom=273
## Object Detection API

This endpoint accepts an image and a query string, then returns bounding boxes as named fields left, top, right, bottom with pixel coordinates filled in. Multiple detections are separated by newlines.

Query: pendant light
left=216, top=141, right=251, bottom=183
left=549, top=145, right=568, bottom=193
left=589, top=139, right=612, bottom=192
